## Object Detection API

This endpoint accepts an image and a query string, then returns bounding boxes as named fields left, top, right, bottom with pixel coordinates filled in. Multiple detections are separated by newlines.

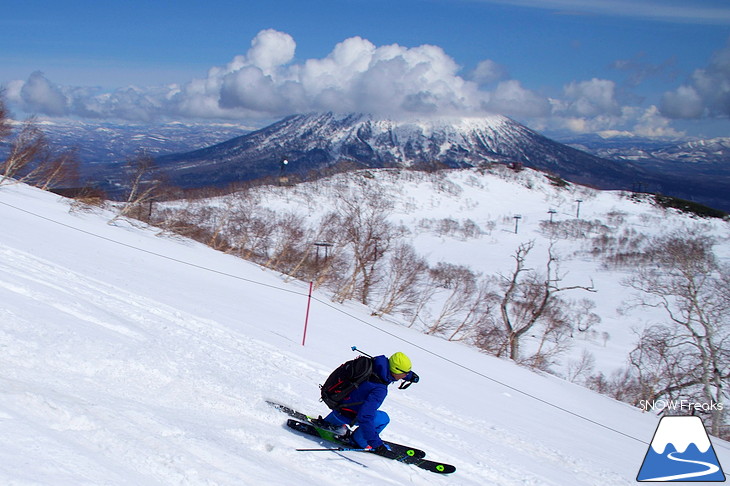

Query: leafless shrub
left=425, top=266, right=477, bottom=336
left=623, top=231, right=729, bottom=436
left=0, top=97, right=79, bottom=190
left=329, top=182, right=397, bottom=305
left=605, top=210, right=628, bottom=227
left=0, top=118, right=45, bottom=185
left=566, top=350, right=596, bottom=383
left=111, top=154, right=164, bottom=223
left=585, top=368, right=644, bottom=404
left=376, top=243, right=429, bottom=316
left=539, top=219, right=609, bottom=240
left=435, top=218, right=460, bottom=237
left=473, top=241, right=596, bottom=371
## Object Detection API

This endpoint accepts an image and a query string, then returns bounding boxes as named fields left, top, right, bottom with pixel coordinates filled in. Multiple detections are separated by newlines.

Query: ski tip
left=434, top=463, right=456, bottom=474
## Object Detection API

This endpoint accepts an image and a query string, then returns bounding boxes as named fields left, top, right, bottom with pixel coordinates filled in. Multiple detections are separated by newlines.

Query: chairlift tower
left=575, top=199, right=583, bottom=219
left=547, top=208, right=557, bottom=223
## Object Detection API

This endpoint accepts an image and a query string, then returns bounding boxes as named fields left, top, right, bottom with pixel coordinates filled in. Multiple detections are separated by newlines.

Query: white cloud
left=660, top=85, right=705, bottom=119
left=0, top=31, right=619, bottom=126
left=477, top=0, right=730, bottom=25
left=19, top=71, right=68, bottom=116
left=559, top=78, right=620, bottom=117
left=542, top=79, right=684, bottom=137
left=471, top=59, right=509, bottom=85
left=0, top=29, right=694, bottom=139
left=482, top=80, right=550, bottom=117
left=172, top=31, right=497, bottom=119
left=660, top=41, right=730, bottom=119
left=633, top=105, right=685, bottom=138
left=246, top=29, right=296, bottom=75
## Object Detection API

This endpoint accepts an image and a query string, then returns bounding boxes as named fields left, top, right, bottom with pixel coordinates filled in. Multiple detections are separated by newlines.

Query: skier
left=317, top=352, right=419, bottom=453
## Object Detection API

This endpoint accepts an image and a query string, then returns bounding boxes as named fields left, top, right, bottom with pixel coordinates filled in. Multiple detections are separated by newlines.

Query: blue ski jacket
left=336, top=354, right=416, bottom=448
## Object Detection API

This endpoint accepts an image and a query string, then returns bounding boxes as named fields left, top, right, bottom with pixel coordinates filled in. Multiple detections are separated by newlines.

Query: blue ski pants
left=324, top=410, right=390, bottom=448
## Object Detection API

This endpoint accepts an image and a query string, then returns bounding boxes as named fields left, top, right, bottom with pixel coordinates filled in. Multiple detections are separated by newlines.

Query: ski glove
left=398, top=371, right=419, bottom=389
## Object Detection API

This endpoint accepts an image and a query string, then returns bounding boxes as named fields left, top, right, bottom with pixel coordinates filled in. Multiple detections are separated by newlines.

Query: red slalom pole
left=302, top=281, right=313, bottom=346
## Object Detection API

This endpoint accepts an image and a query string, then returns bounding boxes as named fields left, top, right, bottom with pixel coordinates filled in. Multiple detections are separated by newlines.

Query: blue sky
left=2, top=0, right=729, bottom=139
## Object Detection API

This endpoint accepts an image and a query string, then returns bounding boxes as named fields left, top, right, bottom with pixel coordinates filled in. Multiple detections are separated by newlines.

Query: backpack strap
left=368, top=372, right=388, bottom=385
left=336, top=373, right=384, bottom=412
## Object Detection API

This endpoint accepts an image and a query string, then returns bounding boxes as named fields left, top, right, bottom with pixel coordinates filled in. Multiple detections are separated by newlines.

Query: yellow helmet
left=389, top=352, right=412, bottom=375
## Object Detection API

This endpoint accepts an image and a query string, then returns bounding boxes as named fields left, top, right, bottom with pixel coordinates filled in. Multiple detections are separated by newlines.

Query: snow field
left=0, top=181, right=727, bottom=485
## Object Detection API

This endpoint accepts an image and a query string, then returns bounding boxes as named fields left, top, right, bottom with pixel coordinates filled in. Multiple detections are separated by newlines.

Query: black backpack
left=320, top=356, right=375, bottom=410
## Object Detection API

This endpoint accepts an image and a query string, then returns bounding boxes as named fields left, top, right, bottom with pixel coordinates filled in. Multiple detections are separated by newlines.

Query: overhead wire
left=0, top=195, right=648, bottom=445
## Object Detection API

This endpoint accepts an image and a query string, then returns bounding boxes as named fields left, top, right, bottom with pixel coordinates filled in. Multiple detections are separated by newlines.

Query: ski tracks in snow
left=0, top=243, right=317, bottom=484
left=0, top=242, right=459, bottom=485
left=397, top=395, right=633, bottom=485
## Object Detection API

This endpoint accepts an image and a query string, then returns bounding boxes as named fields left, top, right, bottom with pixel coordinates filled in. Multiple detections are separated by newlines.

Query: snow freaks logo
left=640, top=399, right=724, bottom=414
left=637, top=416, right=726, bottom=482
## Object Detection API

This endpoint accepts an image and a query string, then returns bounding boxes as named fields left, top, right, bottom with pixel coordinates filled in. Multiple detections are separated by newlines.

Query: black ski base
left=286, top=419, right=455, bottom=474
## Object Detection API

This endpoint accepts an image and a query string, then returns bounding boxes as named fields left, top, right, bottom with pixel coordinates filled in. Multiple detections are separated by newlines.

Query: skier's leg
left=322, top=411, right=347, bottom=426
left=351, top=411, right=390, bottom=448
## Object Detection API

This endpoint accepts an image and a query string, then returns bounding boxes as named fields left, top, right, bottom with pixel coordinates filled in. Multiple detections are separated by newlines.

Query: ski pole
left=297, top=447, right=369, bottom=452
left=351, top=346, right=373, bottom=358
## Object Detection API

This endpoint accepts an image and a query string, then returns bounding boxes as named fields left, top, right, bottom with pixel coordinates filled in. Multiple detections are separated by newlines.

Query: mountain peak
left=155, top=111, right=639, bottom=191
left=650, top=416, right=712, bottom=454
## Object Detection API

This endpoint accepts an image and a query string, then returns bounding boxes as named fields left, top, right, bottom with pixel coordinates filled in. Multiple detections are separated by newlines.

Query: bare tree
left=331, top=183, right=397, bottom=305
left=572, top=299, right=601, bottom=335
left=0, top=92, right=11, bottom=142
left=447, top=279, right=492, bottom=342
left=483, top=240, right=596, bottom=363
left=0, top=95, right=78, bottom=189
left=230, top=211, right=276, bottom=261
left=624, top=232, right=729, bottom=436
left=406, top=273, right=439, bottom=330
left=525, top=302, right=577, bottom=371
left=1, top=118, right=46, bottom=185
left=376, top=243, right=429, bottom=316
left=113, top=153, right=162, bottom=221
left=425, top=263, right=478, bottom=335
left=566, top=349, right=596, bottom=384
left=32, top=150, right=80, bottom=191
left=264, top=213, right=308, bottom=272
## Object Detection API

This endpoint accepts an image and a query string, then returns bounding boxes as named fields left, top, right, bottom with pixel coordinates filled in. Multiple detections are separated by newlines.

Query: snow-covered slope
left=31, top=119, right=251, bottom=166
left=1, top=182, right=728, bottom=485
left=170, top=166, right=729, bottom=379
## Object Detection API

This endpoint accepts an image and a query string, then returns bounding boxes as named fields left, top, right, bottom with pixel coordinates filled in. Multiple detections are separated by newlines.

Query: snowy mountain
left=1, top=177, right=729, bottom=484
left=13, top=114, right=727, bottom=210
left=566, top=135, right=730, bottom=166
left=659, top=137, right=730, bottom=164
left=154, top=112, right=646, bottom=192
left=564, top=135, right=730, bottom=211
left=0, top=118, right=251, bottom=183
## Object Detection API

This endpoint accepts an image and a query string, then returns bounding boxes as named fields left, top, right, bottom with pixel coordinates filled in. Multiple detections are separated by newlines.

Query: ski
left=287, top=419, right=455, bottom=474
left=267, top=401, right=425, bottom=459
left=266, top=401, right=326, bottom=428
